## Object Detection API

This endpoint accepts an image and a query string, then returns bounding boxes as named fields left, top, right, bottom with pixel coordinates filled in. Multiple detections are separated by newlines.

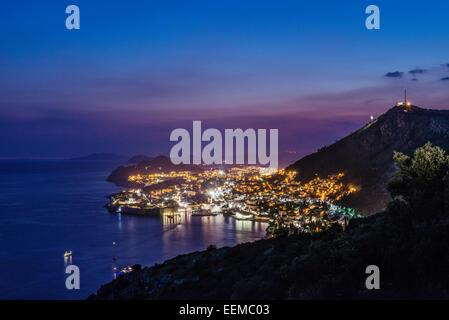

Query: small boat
left=64, top=251, right=72, bottom=258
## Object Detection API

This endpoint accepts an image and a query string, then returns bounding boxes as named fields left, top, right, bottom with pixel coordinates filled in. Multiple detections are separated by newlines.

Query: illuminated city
left=105, top=167, right=360, bottom=235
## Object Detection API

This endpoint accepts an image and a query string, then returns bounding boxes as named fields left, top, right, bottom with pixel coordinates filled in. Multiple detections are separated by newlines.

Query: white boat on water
left=64, top=251, right=72, bottom=258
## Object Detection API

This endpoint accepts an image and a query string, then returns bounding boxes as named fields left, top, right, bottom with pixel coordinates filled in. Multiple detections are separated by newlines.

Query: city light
left=106, top=166, right=359, bottom=234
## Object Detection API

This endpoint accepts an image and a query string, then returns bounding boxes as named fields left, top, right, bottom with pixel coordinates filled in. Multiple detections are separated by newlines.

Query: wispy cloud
left=409, top=68, right=427, bottom=75
left=385, top=71, right=403, bottom=78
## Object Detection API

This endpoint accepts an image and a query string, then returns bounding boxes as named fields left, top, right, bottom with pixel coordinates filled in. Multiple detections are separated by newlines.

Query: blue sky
left=1, top=0, right=449, bottom=163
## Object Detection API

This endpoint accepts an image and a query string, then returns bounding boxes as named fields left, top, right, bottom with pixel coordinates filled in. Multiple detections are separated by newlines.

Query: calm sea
left=0, top=160, right=268, bottom=299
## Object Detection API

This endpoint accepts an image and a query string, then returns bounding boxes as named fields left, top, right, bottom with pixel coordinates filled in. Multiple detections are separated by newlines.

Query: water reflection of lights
left=64, top=255, right=72, bottom=268
left=161, top=207, right=184, bottom=226
left=234, top=219, right=256, bottom=232
left=117, top=213, right=122, bottom=230
left=161, top=213, right=268, bottom=258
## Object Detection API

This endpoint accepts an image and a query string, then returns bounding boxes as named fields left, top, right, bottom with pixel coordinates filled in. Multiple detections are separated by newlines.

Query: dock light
left=406, top=101, right=412, bottom=107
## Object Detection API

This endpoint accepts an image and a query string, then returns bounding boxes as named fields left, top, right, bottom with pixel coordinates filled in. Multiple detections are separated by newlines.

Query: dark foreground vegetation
left=91, top=143, right=449, bottom=299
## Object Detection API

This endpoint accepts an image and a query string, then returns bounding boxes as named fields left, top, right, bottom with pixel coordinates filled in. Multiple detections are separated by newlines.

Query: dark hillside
left=107, top=155, right=202, bottom=187
left=288, top=105, right=449, bottom=214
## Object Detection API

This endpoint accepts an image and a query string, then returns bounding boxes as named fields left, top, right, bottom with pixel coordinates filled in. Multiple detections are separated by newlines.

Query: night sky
left=1, top=1, right=449, bottom=165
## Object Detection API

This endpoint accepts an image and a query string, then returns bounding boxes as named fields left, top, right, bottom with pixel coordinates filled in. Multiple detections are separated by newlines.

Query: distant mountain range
left=67, top=153, right=128, bottom=161
left=68, top=153, right=154, bottom=164
left=288, top=105, right=449, bottom=215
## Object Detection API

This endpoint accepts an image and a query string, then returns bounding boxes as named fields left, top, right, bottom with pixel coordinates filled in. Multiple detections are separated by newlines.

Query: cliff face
left=288, top=105, right=449, bottom=215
